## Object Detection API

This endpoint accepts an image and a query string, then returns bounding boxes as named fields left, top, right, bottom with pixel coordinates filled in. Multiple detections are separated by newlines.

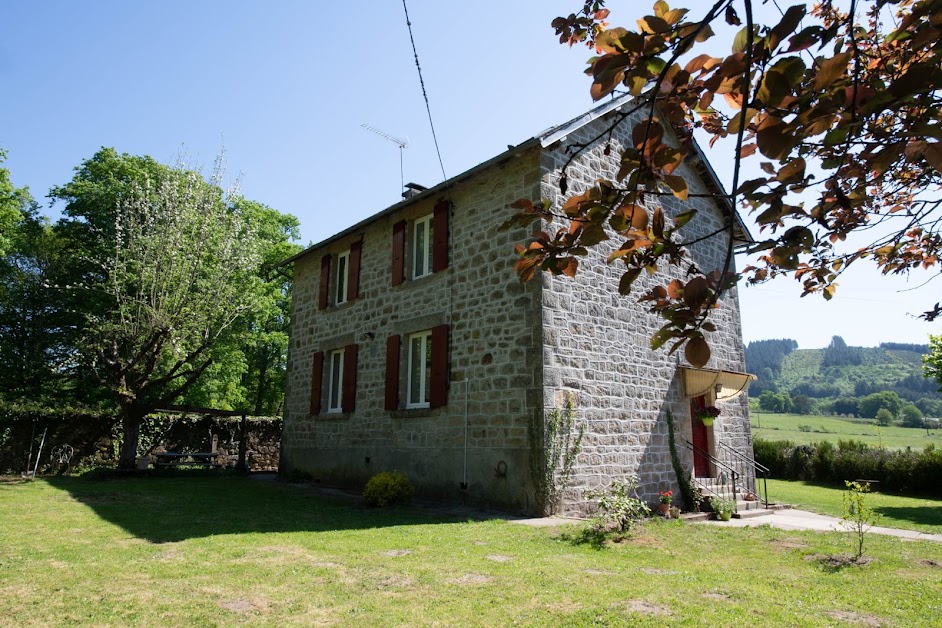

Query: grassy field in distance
left=751, top=412, right=942, bottom=449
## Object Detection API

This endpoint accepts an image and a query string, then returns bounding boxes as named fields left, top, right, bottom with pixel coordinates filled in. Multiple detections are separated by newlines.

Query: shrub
left=583, top=476, right=650, bottom=533
left=363, top=471, right=414, bottom=507
left=754, top=438, right=942, bottom=497
left=753, top=438, right=792, bottom=476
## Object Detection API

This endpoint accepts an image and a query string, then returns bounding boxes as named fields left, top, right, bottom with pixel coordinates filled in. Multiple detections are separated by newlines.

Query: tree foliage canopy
left=509, top=0, right=942, bottom=367
left=1, top=148, right=301, bottom=468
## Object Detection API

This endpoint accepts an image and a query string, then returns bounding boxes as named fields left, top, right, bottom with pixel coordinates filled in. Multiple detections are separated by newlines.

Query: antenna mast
left=361, top=123, right=409, bottom=192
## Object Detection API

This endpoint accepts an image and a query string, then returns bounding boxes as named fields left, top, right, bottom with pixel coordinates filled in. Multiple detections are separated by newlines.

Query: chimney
left=402, top=182, right=427, bottom=199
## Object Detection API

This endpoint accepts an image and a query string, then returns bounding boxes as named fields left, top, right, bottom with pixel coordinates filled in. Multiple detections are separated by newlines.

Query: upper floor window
left=391, top=200, right=449, bottom=287
left=336, top=250, right=350, bottom=305
left=319, top=241, right=361, bottom=310
left=413, top=214, right=433, bottom=279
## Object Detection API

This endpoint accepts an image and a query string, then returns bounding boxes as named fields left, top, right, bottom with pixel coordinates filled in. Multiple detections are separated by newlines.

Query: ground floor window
left=407, top=330, right=432, bottom=408
left=327, top=348, right=344, bottom=413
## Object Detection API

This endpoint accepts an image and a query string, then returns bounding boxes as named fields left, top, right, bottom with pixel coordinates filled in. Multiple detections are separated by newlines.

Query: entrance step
left=679, top=512, right=712, bottom=522
left=733, top=508, right=774, bottom=519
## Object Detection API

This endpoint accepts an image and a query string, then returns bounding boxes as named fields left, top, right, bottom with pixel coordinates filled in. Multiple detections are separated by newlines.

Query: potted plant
left=669, top=505, right=681, bottom=518
left=709, top=496, right=736, bottom=521
left=658, top=490, right=673, bottom=516
left=697, top=405, right=721, bottom=426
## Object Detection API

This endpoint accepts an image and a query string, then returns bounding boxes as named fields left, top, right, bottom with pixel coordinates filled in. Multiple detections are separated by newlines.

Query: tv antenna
left=361, top=123, right=409, bottom=191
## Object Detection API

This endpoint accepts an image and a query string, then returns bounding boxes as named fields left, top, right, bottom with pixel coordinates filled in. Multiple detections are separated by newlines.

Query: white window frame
left=413, top=214, right=433, bottom=279
left=406, top=330, right=432, bottom=409
left=327, top=348, right=344, bottom=413
left=336, top=250, right=350, bottom=305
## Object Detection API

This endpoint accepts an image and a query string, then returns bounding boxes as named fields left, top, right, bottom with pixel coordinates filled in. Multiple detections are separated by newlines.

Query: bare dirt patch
left=450, top=573, right=492, bottom=585
left=770, top=539, right=808, bottom=551
left=485, top=554, right=512, bottom=563
left=625, top=600, right=671, bottom=617
left=381, top=549, right=412, bottom=557
left=376, top=574, right=415, bottom=589
left=702, top=591, right=732, bottom=601
left=825, top=609, right=885, bottom=626
left=583, top=569, right=614, bottom=576
left=804, top=553, right=873, bottom=570
left=220, top=599, right=256, bottom=613
left=918, top=559, right=942, bottom=568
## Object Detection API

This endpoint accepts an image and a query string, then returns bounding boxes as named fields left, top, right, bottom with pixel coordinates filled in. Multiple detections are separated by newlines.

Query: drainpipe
left=461, top=378, right=469, bottom=491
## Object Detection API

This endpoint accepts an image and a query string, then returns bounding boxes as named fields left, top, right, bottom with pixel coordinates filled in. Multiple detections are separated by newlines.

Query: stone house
left=280, top=95, right=756, bottom=516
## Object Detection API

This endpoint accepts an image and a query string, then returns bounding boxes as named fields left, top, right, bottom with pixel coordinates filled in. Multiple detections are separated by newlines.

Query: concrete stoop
left=733, top=508, right=774, bottom=519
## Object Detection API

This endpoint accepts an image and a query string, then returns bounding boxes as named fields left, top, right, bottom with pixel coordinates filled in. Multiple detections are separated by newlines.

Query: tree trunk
left=117, top=408, right=144, bottom=470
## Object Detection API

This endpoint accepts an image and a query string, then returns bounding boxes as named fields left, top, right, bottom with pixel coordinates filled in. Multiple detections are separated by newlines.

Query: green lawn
left=751, top=412, right=942, bottom=449
left=2, top=473, right=942, bottom=625
left=766, top=479, right=942, bottom=534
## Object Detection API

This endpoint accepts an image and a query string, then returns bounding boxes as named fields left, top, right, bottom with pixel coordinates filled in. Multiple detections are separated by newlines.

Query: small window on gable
left=413, top=214, right=434, bottom=279
left=327, top=348, right=344, bottom=413
left=336, top=250, right=349, bottom=305
left=407, top=330, right=432, bottom=408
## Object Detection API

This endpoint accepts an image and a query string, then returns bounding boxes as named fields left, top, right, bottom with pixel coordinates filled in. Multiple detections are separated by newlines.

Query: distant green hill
left=745, top=337, right=942, bottom=418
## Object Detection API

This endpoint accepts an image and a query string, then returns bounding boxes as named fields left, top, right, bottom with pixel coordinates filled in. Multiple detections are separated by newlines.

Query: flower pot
left=700, top=417, right=714, bottom=426
left=717, top=511, right=732, bottom=522
left=658, top=503, right=671, bottom=516
left=669, top=506, right=680, bottom=519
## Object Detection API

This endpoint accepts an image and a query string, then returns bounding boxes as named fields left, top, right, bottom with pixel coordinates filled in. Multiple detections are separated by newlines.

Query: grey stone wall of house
left=282, top=150, right=547, bottom=513
left=537, top=109, right=752, bottom=517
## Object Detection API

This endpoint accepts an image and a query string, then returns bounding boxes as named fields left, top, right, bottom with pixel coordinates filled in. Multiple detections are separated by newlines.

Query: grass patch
left=751, top=412, right=942, bottom=449
left=1, top=474, right=941, bottom=624
left=767, top=479, right=942, bottom=534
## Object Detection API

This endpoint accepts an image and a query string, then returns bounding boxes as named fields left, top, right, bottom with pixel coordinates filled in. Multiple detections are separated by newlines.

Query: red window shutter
left=310, top=351, right=324, bottom=415
left=342, top=344, right=358, bottom=413
left=430, top=324, right=449, bottom=408
left=432, top=200, right=450, bottom=272
left=385, top=335, right=400, bottom=411
left=391, top=220, right=406, bottom=286
left=318, top=254, right=331, bottom=310
left=347, top=239, right=362, bottom=301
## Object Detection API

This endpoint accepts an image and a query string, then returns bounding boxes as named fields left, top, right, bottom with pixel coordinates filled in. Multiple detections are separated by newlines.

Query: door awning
left=681, top=367, right=757, bottom=401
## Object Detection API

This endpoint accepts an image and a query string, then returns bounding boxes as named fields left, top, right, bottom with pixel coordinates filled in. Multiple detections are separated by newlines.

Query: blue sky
left=1, top=1, right=937, bottom=349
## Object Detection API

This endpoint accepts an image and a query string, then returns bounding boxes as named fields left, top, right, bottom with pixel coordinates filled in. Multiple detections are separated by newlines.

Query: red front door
left=691, top=395, right=711, bottom=478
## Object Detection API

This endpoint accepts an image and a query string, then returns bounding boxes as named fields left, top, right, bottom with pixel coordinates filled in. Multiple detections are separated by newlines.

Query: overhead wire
left=402, top=0, right=448, bottom=183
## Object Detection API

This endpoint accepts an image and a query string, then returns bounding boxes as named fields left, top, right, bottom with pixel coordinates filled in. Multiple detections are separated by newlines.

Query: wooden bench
left=154, top=452, right=222, bottom=468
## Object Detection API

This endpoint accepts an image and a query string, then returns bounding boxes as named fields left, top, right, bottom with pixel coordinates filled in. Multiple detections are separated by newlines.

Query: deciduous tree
left=509, top=1, right=942, bottom=367
left=57, top=151, right=269, bottom=468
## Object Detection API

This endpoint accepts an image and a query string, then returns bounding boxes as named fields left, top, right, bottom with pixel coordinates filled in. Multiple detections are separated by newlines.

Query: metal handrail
left=716, top=441, right=770, bottom=509
left=684, top=439, right=738, bottom=510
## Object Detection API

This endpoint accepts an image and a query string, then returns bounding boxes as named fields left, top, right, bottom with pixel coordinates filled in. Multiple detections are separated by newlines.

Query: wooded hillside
left=745, top=337, right=941, bottom=420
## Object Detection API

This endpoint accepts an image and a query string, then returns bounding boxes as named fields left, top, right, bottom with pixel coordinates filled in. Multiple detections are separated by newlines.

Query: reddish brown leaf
left=685, top=336, right=711, bottom=368
left=559, top=257, right=579, bottom=278
left=667, top=279, right=684, bottom=299
left=925, top=143, right=942, bottom=170
left=663, top=174, right=689, bottom=200
left=652, top=207, right=665, bottom=238
left=637, top=15, right=670, bottom=34
left=768, top=5, right=806, bottom=51
left=683, top=276, right=709, bottom=307
left=776, top=157, right=806, bottom=183
left=813, top=52, right=851, bottom=91
left=740, top=143, right=758, bottom=158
